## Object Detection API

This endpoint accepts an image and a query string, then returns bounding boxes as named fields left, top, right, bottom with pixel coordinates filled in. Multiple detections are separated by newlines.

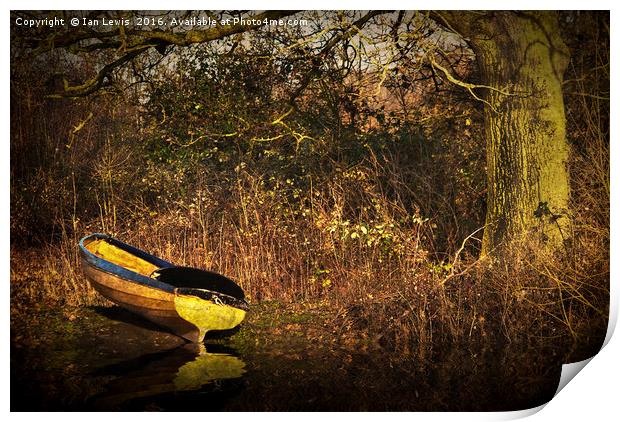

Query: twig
left=437, top=225, right=486, bottom=288
left=428, top=54, right=518, bottom=113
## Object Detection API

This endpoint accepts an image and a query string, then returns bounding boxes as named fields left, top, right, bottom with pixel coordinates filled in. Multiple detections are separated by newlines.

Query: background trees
left=12, top=11, right=582, bottom=254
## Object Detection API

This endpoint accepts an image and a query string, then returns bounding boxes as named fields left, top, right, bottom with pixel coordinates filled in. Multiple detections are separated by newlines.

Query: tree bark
left=439, top=11, right=571, bottom=254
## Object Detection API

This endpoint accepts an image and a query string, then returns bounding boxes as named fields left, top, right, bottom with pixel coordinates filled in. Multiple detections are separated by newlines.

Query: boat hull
left=82, top=261, right=204, bottom=342
left=79, top=233, right=247, bottom=343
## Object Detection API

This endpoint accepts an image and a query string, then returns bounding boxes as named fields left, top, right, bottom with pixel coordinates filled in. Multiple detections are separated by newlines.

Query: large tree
left=435, top=11, right=571, bottom=254
left=12, top=10, right=572, bottom=256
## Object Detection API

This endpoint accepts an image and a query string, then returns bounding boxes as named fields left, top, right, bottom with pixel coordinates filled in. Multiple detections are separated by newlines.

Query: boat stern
left=173, top=288, right=248, bottom=343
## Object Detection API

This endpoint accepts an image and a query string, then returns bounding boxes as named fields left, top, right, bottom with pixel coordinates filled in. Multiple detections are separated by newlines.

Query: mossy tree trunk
left=441, top=12, right=571, bottom=255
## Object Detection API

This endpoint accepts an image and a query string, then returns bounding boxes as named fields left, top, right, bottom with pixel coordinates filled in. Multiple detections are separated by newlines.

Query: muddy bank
left=11, top=302, right=563, bottom=411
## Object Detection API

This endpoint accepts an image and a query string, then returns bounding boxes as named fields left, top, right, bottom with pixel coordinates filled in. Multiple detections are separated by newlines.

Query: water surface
left=11, top=304, right=563, bottom=411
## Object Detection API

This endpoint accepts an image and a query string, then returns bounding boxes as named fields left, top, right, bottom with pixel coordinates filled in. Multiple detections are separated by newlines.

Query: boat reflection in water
left=89, top=343, right=246, bottom=410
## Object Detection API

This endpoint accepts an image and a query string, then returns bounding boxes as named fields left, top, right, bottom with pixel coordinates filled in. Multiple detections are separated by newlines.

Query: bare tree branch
left=48, top=46, right=150, bottom=98
left=288, top=10, right=389, bottom=105
left=21, top=10, right=301, bottom=97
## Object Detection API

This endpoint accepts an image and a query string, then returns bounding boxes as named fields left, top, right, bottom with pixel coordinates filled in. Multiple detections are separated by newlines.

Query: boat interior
left=155, top=267, right=245, bottom=299
left=85, top=238, right=245, bottom=300
left=86, top=238, right=159, bottom=276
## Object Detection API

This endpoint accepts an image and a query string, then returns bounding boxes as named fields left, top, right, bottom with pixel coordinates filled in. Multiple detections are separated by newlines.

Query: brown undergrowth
left=10, top=194, right=608, bottom=364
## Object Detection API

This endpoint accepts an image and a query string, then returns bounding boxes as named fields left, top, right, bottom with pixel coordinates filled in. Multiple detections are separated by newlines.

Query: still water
left=11, top=305, right=561, bottom=411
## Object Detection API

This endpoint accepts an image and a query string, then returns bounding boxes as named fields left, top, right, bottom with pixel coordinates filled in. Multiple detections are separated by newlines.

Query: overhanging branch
left=27, top=11, right=300, bottom=97
left=428, top=52, right=517, bottom=113
left=47, top=46, right=149, bottom=98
